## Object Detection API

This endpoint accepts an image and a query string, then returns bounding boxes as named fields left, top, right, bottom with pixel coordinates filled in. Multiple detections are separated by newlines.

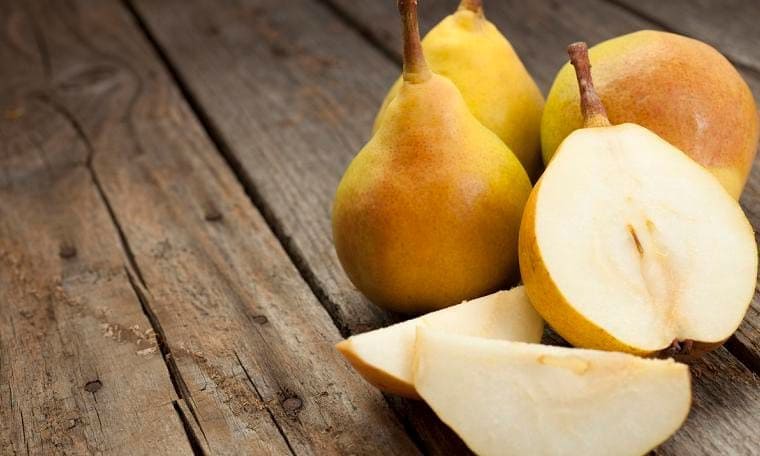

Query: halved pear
left=413, top=328, right=691, bottom=456
left=336, top=287, right=543, bottom=398
left=519, top=43, right=758, bottom=357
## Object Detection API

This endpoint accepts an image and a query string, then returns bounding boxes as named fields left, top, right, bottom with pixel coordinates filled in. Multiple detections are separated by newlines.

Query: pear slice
left=519, top=43, right=758, bottom=357
left=336, top=287, right=543, bottom=398
left=413, top=328, right=691, bottom=456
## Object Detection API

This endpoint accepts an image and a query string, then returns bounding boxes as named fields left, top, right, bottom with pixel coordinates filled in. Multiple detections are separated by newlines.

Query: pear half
left=519, top=43, right=758, bottom=357
left=336, top=287, right=543, bottom=398
left=413, top=329, right=691, bottom=456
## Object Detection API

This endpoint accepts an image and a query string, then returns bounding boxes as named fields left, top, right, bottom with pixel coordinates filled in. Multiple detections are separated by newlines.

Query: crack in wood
left=19, top=408, right=28, bottom=456
left=29, top=91, right=148, bottom=289
left=172, top=400, right=208, bottom=456
left=232, top=350, right=297, bottom=456
left=36, top=87, right=212, bottom=447
left=22, top=1, right=52, bottom=82
left=124, top=268, right=209, bottom=447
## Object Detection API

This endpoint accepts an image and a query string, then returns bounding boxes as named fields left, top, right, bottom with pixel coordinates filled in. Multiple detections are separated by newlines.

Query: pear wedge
left=337, top=287, right=543, bottom=398
left=413, top=328, right=691, bottom=456
left=519, top=43, right=757, bottom=357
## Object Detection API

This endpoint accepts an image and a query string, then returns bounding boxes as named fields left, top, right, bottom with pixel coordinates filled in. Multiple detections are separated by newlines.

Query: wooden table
left=1, top=0, right=758, bottom=454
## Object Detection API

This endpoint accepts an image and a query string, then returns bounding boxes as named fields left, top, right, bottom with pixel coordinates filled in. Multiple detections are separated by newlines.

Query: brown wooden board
left=0, top=101, right=192, bottom=454
left=608, top=0, right=760, bottom=77
left=0, top=0, right=418, bottom=454
left=129, top=0, right=760, bottom=453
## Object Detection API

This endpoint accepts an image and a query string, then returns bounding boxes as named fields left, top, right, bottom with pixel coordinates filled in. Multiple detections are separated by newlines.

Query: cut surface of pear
left=336, top=287, right=543, bottom=398
left=522, top=123, right=757, bottom=354
left=374, top=0, right=544, bottom=179
left=520, top=43, right=757, bottom=357
left=413, top=329, right=691, bottom=456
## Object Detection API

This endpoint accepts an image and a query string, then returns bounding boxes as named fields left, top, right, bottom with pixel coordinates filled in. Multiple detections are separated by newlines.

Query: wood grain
left=128, top=0, right=760, bottom=453
left=0, top=126, right=193, bottom=456
left=129, top=0, right=473, bottom=452
left=608, top=0, right=760, bottom=76
left=0, top=0, right=418, bottom=454
left=0, top=7, right=192, bottom=455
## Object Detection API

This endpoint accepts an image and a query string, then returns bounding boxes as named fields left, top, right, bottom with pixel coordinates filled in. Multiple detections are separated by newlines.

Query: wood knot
left=204, top=207, right=223, bottom=222
left=84, top=380, right=102, bottom=393
left=59, top=243, right=77, bottom=259
left=252, top=315, right=268, bottom=325
left=282, top=396, right=303, bottom=416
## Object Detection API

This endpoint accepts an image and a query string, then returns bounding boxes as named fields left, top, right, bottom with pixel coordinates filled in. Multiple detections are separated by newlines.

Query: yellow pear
left=541, top=31, right=759, bottom=198
left=374, top=0, right=545, bottom=180
left=413, top=329, right=691, bottom=456
left=336, top=287, right=543, bottom=398
left=333, top=0, right=531, bottom=314
left=519, top=43, right=757, bottom=357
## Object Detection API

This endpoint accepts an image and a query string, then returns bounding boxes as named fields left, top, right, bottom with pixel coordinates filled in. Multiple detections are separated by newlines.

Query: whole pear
left=333, top=0, right=531, bottom=314
left=542, top=30, right=759, bottom=198
left=374, top=0, right=544, bottom=180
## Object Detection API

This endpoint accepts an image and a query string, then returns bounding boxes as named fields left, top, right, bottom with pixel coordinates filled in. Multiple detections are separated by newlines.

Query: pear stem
left=458, top=0, right=484, bottom=15
left=567, top=42, right=611, bottom=128
left=399, top=0, right=431, bottom=83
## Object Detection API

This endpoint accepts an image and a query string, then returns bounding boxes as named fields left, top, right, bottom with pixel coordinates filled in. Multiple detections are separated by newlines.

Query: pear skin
left=542, top=30, right=759, bottom=198
left=374, top=0, right=544, bottom=180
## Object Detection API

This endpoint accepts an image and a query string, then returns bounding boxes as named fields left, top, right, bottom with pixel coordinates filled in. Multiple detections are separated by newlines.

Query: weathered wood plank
left=0, top=8, right=192, bottom=454
left=129, top=0, right=472, bottom=452
left=1, top=0, right=418, bottom=454
left=128, top=0, right=760, bottom=453
left=608, top=0, right=760, bottom=76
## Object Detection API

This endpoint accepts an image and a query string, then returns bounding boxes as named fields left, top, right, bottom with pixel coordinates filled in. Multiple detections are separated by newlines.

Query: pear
left=519, top=43, right=757, bottom=357
left=542, top=31, right=759, bottom=198
left=336, top=287, right=543, bottom=398
left=332, top=0, right=531, bottom=314
left=373, top=0, right=545, bottom=180
left=413, top=328, right=691, bottom=456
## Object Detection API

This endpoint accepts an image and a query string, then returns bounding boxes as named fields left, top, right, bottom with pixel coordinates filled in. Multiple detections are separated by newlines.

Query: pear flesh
left=520, top=123, right=757, bottom=355
left=413, top=329, right=691, bottom=456
left=336, top=287, right=543, bottom=398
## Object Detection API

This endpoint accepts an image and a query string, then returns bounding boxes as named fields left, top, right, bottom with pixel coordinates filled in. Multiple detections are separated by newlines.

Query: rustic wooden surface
left=2, top=0, right=759, bottom=454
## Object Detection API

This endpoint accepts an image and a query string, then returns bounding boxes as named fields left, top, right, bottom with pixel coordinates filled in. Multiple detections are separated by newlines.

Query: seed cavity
left=627, top=224, right=644, bottom=256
